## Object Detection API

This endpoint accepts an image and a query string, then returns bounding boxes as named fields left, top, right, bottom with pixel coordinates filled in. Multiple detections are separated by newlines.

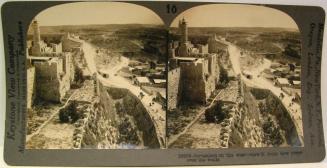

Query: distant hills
left=187, top=27, right=298, bottom=32
left=27, top=24, right=165, bottom=35
left=28, top=24, right=298, bottom=36
left=170, top=27, right=299, bottom=36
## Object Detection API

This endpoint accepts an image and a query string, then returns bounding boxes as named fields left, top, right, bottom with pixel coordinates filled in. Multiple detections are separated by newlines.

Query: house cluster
left=268, top=62, right=301, bottom=89
left=27, top=20, right=83, bottom=109
left=168, top=18, right=228, bottom=109
left=125, top=61, right=166, bottom=88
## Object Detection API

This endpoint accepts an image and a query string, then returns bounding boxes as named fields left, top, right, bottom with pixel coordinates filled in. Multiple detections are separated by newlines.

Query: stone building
left=27, top=20, right=82, bottom=107
left=32, top=56, right=71, bottom=102
left=208, top=34, right=228, bottom=54
left=29, top=20, right=64, bottom=56
left=62, top=33, right=83, bottom=52
left=168, top=18, right=227, bottom=108
left=179, top=55, right=219, bottom=104
left=177, top=18, right=194, bottom=57
left=30, top=20, right=42, bottom=56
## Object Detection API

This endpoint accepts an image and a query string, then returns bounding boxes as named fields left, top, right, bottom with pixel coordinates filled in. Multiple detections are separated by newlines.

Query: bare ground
left=169, top=115, right=221, bottom=148
left=26, top=115, right=75, bottom=149
left=26, top=80, right=96, bottom=149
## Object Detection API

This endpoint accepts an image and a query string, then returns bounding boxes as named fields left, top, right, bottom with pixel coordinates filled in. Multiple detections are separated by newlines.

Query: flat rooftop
left=136, top=76, right=151, bottom=83
left=153, top=79, right=166, bottom=84
left=27, top=56, right=52, bottom=60
left=276, top=78, right=289, bottom=85
left=173, top=57, right=198, bottom=61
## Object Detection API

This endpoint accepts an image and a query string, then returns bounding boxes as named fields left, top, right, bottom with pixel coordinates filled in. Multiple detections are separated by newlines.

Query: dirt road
left=82, top=42, right=97, bottom=73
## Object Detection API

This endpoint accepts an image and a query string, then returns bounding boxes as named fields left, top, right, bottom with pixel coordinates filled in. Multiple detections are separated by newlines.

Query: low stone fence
left=219, top=105, right=239, bottom=148
left=219, top=77, right=244, bottom=148
left=71, top=102, right=93, bottom=149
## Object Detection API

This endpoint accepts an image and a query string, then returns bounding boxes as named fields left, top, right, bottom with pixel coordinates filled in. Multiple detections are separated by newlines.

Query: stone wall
left=34, top=60, right=61, bottom=102
left=80, top=99, right=119, bottom=149
left=120, top=88, right=161, bottom=148
left=34, top=56, right=71, bottom=102
left=227, top=82, right=264, bottom=148
left=27, top=67, right=36, bottom=109
left=223, top=80, right=302, bottom=148
left=179, top=56, right=219, bottom=105
left=180, top=61, right=207, bottom=104
left=34, top=59, right=60, bottom=79
left=62, top=34, right=82, bottom=52
left=205, top=55, right=219, bottom=100
left=259, top=90, right=302, bottom=146
left=80, top=81, right=121, bottom=148
left=218, top=78, right=245, bottom=148
left=97, top=81, right=118, bottom=122
left=168, top=68, right=181, bottom=110
left=83, top=80, right=161, bottom=148
left=208, top=36, right=228, bottom=54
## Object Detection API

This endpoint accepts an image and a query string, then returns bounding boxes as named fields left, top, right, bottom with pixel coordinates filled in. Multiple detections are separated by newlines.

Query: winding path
left=225, top=41, right=303, bottom=143
left=81, top=41, right=166, bottom=147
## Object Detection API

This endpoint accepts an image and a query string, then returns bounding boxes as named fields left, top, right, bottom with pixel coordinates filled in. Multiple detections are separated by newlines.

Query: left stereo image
left=25, top=2, right=167, bottom=149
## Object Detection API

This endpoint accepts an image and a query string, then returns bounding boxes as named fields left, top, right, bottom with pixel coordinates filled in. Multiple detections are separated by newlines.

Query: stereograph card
left=1, top=0, right=326, bottom=166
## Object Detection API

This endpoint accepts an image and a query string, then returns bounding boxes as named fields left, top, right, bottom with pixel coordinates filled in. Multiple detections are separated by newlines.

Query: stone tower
left=31, top=20, right=41, bottom=56
left=180, top=18, right=188, bottom=43
left=178, top=18, right=190, bottom=57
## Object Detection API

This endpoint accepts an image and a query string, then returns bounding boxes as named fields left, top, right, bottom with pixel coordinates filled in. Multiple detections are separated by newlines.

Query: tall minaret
left=31, top=20, right=41, bottom=56
left=178, top=18, right=189, bottom=57
left=180, top=18, right=188, bottom=43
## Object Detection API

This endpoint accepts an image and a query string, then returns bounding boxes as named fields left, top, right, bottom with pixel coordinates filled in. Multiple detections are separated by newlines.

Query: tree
left=59, top=101, right=79, bottom=123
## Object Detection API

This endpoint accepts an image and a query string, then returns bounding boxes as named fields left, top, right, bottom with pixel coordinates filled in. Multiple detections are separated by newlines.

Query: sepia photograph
left=2, top=0, right=327, bottom=166
left=26, top=2, right=166, bottom=149
left=167, top=4, right=303, bottom=148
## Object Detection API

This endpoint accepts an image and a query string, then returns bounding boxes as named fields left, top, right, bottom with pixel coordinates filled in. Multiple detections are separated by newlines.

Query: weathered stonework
left=27, top=66, right=36, bottom=109
left=219, top=79, right=302, bottom=148
left=178, top=54, right=219, bottom=105
left=27, top=20, right=82, bottom=104
left=62, top=33, right=83, bottom=52
left=167, top=68, right=181, bottom=110
left=168, top=18, right=224, bottom=107
left=33, top=56, right=72, bottom=102
left=208, top=34, right=228, bottom=54
left=86, top=80, right=162, bottom=148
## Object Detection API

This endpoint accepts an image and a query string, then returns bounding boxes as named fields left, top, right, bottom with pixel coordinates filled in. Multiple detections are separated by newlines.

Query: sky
left=171, top=4, right=298, bottom=29
left=35, top=2, right=164, bottom=26
left=35, top=3, right=298, bottom=29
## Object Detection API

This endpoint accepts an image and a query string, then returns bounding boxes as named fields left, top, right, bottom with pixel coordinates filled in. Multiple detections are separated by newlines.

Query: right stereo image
left=167, top=4, right=303, bottom=149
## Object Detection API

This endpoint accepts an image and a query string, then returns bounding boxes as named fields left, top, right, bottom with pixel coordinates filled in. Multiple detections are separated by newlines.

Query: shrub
left=205, top=110, right=216, bottom=122
left=205, top=101, right=225, bottom=123
left=59, top=101, right=79, bottom=123
left=59, top=109, right=70, bottom=123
